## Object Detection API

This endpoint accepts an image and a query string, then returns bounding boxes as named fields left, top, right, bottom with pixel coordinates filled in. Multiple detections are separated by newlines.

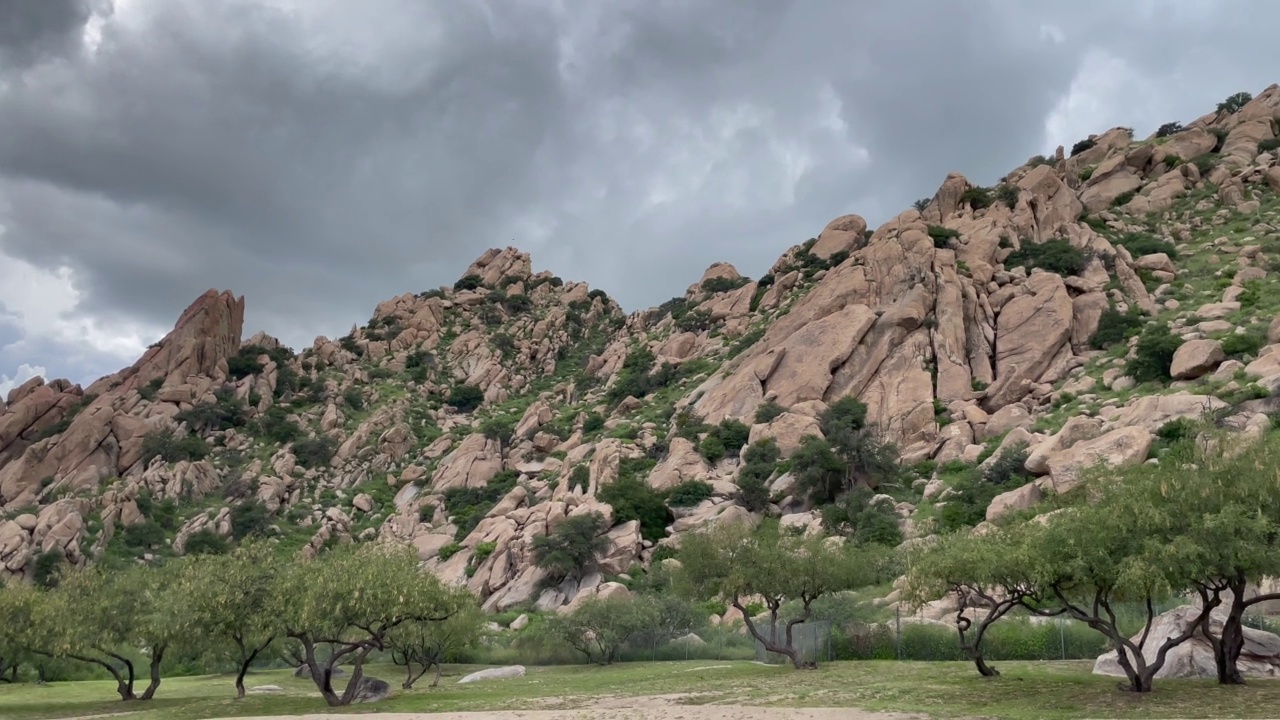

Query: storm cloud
left=2, top=0, right=1279, bottom=390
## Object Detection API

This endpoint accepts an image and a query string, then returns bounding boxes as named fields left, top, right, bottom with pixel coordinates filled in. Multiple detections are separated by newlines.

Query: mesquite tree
left=386, top=587, right=481, bottom=689
left=272, top=543, right=457, bottom=706
left=677, top=519, right=888, bottom=669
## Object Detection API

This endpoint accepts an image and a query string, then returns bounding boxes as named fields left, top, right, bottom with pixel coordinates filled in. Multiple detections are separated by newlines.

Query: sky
left=2, top=0, right=1280, bottom=395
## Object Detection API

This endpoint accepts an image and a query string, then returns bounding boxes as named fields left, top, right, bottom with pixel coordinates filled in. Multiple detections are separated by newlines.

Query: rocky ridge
left=4, top=86, right=1280, bottom=616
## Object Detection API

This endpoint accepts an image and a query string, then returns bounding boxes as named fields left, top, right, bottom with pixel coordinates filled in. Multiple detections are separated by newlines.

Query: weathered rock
left=747, top=412, right=823, bottom=458
left=1044, top=426, right=1152, bottom=494
left=984, top=273, right=1073, bottom=410
left=1170, top=339, right=1225, bottom=380
left=458, top=665, right=526, bottom=684
left=811, top=214, right=867, bottom=259
left=1094, top=606, right=1280, bottom=680
left=353, top=676, right=391, bottom=703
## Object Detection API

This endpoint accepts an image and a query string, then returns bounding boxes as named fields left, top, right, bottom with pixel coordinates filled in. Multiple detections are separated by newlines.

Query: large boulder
left=810, top=214, right=867, bottom=259
left=1170, top=339, right=1225, bottom=380
left=1094, top=606, right=1280, bottom=680
left=458, top=665, right=526, bottom=684
left=352, top=676, right=391, bottom=703
left=983, top=273, right=1073, bottom=410
left=1044, top=426, right=1152, bottom=494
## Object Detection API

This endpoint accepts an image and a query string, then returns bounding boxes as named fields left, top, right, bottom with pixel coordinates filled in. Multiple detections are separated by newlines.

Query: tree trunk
left=432, top=660, right=443, bottom=688
left=1212, top=579, right=1251, bottom=686
left=235, top=645, right=265, bottom=700
left=737, top=601, right=804, bottom=669
left=138, top=645, right=165, bottom=701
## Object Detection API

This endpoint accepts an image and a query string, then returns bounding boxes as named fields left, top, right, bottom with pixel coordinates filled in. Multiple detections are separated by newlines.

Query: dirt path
left=225, top=709, right=925, bottom=720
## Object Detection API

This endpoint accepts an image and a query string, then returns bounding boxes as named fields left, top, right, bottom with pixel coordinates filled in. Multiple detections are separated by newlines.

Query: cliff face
left=4, top=86, right=1280, bottom=611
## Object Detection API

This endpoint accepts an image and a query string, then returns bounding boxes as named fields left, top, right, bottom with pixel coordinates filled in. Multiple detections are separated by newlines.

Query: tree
left=0, top=582, right=39, bottom=683
left=272, top=544, right=457, bottom=706
left=549, top=595, right=657, bottom=665
left=446, top=384, right=484, bottom=413
left=386, top=587, right=480, bottom=689
left=1218, top=91, right=1253, bottom=114
left=32, top=563, right=180, bottom=700
left=532, top=512, right=608, bottom=583
left=1126, top=325, right=1182, bottom=383
left=676, top=521, right=888, bottom=669
left=904, top=526, right=1050, bottom=677
left=168, top=543, right=281, bottom=698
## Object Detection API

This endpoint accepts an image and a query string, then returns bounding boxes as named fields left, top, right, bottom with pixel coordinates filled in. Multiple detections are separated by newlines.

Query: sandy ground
left=223, top=695, right=928, bottom=720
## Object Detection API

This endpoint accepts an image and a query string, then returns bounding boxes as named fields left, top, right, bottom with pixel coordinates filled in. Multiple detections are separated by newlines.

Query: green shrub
left=230, top=500, right=271, bottom=540
left=983, top=443, right=1032, bottom=485
left=502, top=293, right=533, bottom=314
left=1003, top=238, right=1086, bottom=276
left=533, top=512, right=608, bottom=582
left=1193, top=153, right=1219, bottom=175
left=927, top=225, right=960, bottom=249
left=438, top=542, right=462, bottom=561
left=255, top=406, right=300, bottom=444
left=141, top=431, right=209, bottom=463
left=293, top=436, right=337, bottom=469
left=1126, top=325, right=1183, bottom=383
left=1218, top=91, right=1253, bottom=114
left=454, top=274, right=482, bottom=291
left=1221, top=331, right=1266, bottom=359
left=960, top=186, right=992, bottom=209
left=754, top=401, right=786, bottom=424
left=818, top=487, right=903, bottom=546
left=120, top=520, right=167, bottom=552
left=175, top=394, right=247, bottom=433
left=1114, top=232, right=1177, bottom=259
left=665, top=480, right=714, bottom=508
left=1090, top=306, right=1145, bottom=349
left=1027, top=155, right=1053, bottom=167
left=912, top=198, right=930, bottom=212
left=995, top=183, right=1019, bottom=209
left=567, top=465, right=589, bottom=493
left=184, top=529, right=230, bottom=556
left=1260, top=138, right=1280, bottom=153
left=443, top=471, right=519, bottom=541
left=582, top=412, right=605, bottom=434
left=1155, top=121, right=1183, bottom=138
left=937, top=466, right=1030, bottom=531
left=1111, top=190, right=1137, bottom=208
left=675, top=310, right=714, bottom=334
left=700, top=276, right=750, bottom=294
left=342, top=386, right=364, bottom=410
left=447, top=384, right=484, bottom=413
left=737, top=439, right=780, bottom=512
left=698, top=418, right=751, bottom=463
left=32, top=550, right=65, bottom=588
left=1070, top=138, right=1096, bottom=156
left=1078, top=166, right=1095, bottom=182
left=138, top=377, right=164, bottom=401
left=1156, top=418, right=1197, bottom=444
left=598, top=476, right=670, bottom=543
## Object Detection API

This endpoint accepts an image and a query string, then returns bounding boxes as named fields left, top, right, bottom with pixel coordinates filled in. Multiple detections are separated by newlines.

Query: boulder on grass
left=1093, top=605, right=1280, bottom=680
left=353, top=676, right=391, bottom=703
left=458, top=665, right=527, bottom=684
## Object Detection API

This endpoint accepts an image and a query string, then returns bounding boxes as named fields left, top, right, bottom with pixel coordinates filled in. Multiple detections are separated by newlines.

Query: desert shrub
left=737, top=439, right=780, bottom=512
left=141, top=431, right=209, bottom=463
left=342, top=386, right=364, bottom=410
left=32, top=550, right=66, bottom=588
left=1115, top=232, right=1177, bottom=259
left=961, top=186, right=992, bottom=209
left=698, top=418, right=750, bottom=463
left=119, top=520, right=166, bottom=552
left=138, top=377, right=164, bottom=401
left=818, top=487, right=903, bottom=546
left=447, top=384, right=484, bottom=413
left=184, top=529, right=230, bottom=556
left=995, top=184, right=1019, bottom=209
left=175, top=393, right=247, bottom=433
left=927, top=225, right=960, bottom=249
left=1221, top=331, right=1266, bottom=359
left=566, top=465, right=590, bottom=493
left=675, top=310, right=714, bottom=334
left=598, top=475, right=670, bottom=543
left=229, top=500, right=271, bottom=540
left=582, top=412, right=606, bottom=434
left=983, top=443, right=1032, bottom=485
left=502, top=293, right=533, bottom=314
left=1027, top=155, right=1053, bottom=167
left=1156, top=418, right=1197, bottom=445
left=1070, top=138, right=1096, bottom=156
left=1155, top=121, right=1183, bottom=138
left=937, top=466, right=1031, bottom=531
left=1003, top=238, right=1086, bottom=276
left=754, top=401, right=786, bottom=424
left=1078, top=166, right=1096, bottom=181
left=1126, top=325, right=1183, bottom=383
left=701, top=276, right=750, bottom=294
left=1259, top=137, right=1280, bottom=153
left=226, top=351, right=264, bottom=380
left=443, top=471, right=519, bottom=541
left=533, top=512, right=608, bottom=583
left=1111, top=190, right=1137, bottom=208
left=437, top=542, right=462, bottom=561
left=1218, top=91, right=1253, bottom=114
left=293, top=436, right=337, bottom=469
left=255, top=406, right=300, bottom=444
left=453, top=274, right=482, bottom=291
left=1091, top=306, right=1145, bottom=349
left=666, top=480, right=714, bottom=508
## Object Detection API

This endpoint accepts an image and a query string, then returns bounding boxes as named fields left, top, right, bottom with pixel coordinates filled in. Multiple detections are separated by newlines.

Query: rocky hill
left=3, top=85, right=1280, bottom=615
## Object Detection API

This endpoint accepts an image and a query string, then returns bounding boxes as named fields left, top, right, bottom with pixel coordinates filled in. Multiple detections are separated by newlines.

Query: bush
left=1126, top=325, right=1183, bottom=383
left=32, top=550, right=65, bottom=588
left=1091, top=306, right=1145, bottom=349
left=454, top=274, right=482, bottom=291
left=937, top=466, right=1030, bottom=531
left=1221, top=331, right=1266, bottom=359
left=141, top=431, right=209, bottom=463
left=598, top=476, right=671, bottom=543
left=533, top=512, right=608, bottom=582
left=737, top=439, right=780, bottom=512
left=819, top=488, right=903, bottom=546
left=1260, top=137, right=1280, bottom=153
left=138, top=377, right=164, bottom=401
left=983, top=443, right=1032, bottom=485
left=754, top=401, right=786, bottom=424
left=501, top=293, right=533, bottom=314
left=698, top=418, right=750, bottom=463
left=1003, top=238, right=1086, bottom=276
left=1218, top=91, right=1253, bottom=114
left=184, top=529, right=230, bottom=556
left=1114, top=232, right=1177, bottom=259
left=293, top=436, right=337, bottom=469
left=1078, top=166, right=1096, bottom=181
left=582, top=412, right=605, bottom=434
left=1111, top=190, right=1137, bottom=208
left=342, top=386, right=364, bottom=410
left=175, top=393, right=248, bottom=432
left=995, top=184, right=1019, bottom=209
left=960, top=186, right=992, bottom=209
left=1155, top=121, right=1183, bottom=138
left=927, top=225, right=960, bottom=249
left=1070, top=138, right=1096, bottom=156
left=665, top=480, right=714, bottom=508
left=698, top=433, right=726, bottom=464
left=438, top=542, right=462, bottom=561
left=447, top=384, right=484, bottom=413
left=443, top=472, right=519, bottom=541
left=120, top=520, right=167, bottom=551
left=230, top=500, right=271, bottom=540
left=566, top=465, right=589, bottom=493
left=255, top=406, right=300, bottom=444
left=700, top=276, right=749, bottom=294
left=1156, top=418, right=1197, bottom=444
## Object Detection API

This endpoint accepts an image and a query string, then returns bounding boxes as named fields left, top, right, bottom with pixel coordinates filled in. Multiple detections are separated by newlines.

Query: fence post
left=1059, top=617, right=1066, bottom=660
left=895, top=606, right=902, bottom=661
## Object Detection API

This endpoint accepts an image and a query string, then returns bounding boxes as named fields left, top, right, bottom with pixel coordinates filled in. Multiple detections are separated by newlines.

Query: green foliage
left=1260, top=137, right=1280, bottom=153
left=183, top=529, right=230, bottom=556
left=140, top=431, right=209, bottom=463
left=1218, top=91, right=1253, bottom=114
left=229, top=500, right=271, bottom=541
left=438, top=542, right=463, bottom=561
left=605, top=346, right=687, bottom=404
left=1114, top=232, right=1177, bottom=259
left=674, top=309, right=714, bottom=333
left=342, top=386, right=364, bottom=410
left=175, top=393, right=247, bottom=433
left=453, top=274, right=482, bottom=291
left=120, top=520, right=166, bottom=551
left=960, top=186, right=992, bottom=209
left=501, top=293, right=533, bottom=314
left=254, top=406, right=300, bottom=444
left=1111, top=190, right=1137, bottom=208
left=548, top=594, right=658, bottom=665
left=533, top=512, right=608, bottom=582
left=567, top=464, right=589, bottom=493
left=937, top=465, right=1030, bottom=532
left=995, top=183, right=1019, bottom=209
left=582, top=412, right=605, bottom=434
left=982, top=443, right=1032, bottom=485
left=912, top=197, right=930, bottom=212
left=1156, top=418, right=1197, bottom=445
left=443, top=471, right=519, bottom=541
left=927, top=225, right=960, bottom=249
left=698, top=418, right=750, bottom=463
left=819, top=487, right=904, bottom=546
left=1155, top=121, right=1183, bottom=138
left=31, top=550, right=65, bottom=588
left=292, top=435, right=336, bottom=469
left=665, top=479, right=714, bottom=508
left=737, top=439, right=780, bottom=512
left=1221, top=331, right=1266, bottom=359
left=598, top=474, right=670, bottom=543
left=1090, top=306, right=1145, bottom=349
left=1126, top=324, right=1183, bottom=383
left=34, top=393, right=99, bottom=441
left=1004, top=238, right=1087, bottom=276
left=1193, top=153, right=1219, bottom=175
left=1078, top=165, right=1096, bottom=181
left=1070, top=138, right=1096, bottom=156
left=479, top=416, right=516, bottom=443
left=793, top=397, right=899, bottom=504
left=447, top=384, right=484, bottom=413
left=138, top=377, right=164, bottom=401
left=700, top=276, right=750, bottom=294
left=754, top=401, right=786, bottom=424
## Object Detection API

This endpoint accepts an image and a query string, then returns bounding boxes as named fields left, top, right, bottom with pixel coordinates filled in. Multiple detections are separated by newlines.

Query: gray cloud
left=1, top=0, right=1279, bottom=386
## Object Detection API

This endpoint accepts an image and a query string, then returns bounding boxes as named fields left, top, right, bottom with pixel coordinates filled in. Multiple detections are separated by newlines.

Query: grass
left=3, top=660, right=1280, bottom=720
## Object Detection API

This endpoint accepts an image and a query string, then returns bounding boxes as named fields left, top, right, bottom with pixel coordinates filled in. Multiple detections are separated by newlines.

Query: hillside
left=3, top=84, right=1280, bottom=616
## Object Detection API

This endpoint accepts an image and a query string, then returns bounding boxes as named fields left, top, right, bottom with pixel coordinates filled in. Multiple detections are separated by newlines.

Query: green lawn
left=2, top=660, right=1279, bottom=720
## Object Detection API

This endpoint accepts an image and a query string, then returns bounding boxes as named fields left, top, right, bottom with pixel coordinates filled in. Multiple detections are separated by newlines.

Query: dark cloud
left=1, top=0, right=1278, bottom=385
left=0, top=0, right=96, bottom=67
